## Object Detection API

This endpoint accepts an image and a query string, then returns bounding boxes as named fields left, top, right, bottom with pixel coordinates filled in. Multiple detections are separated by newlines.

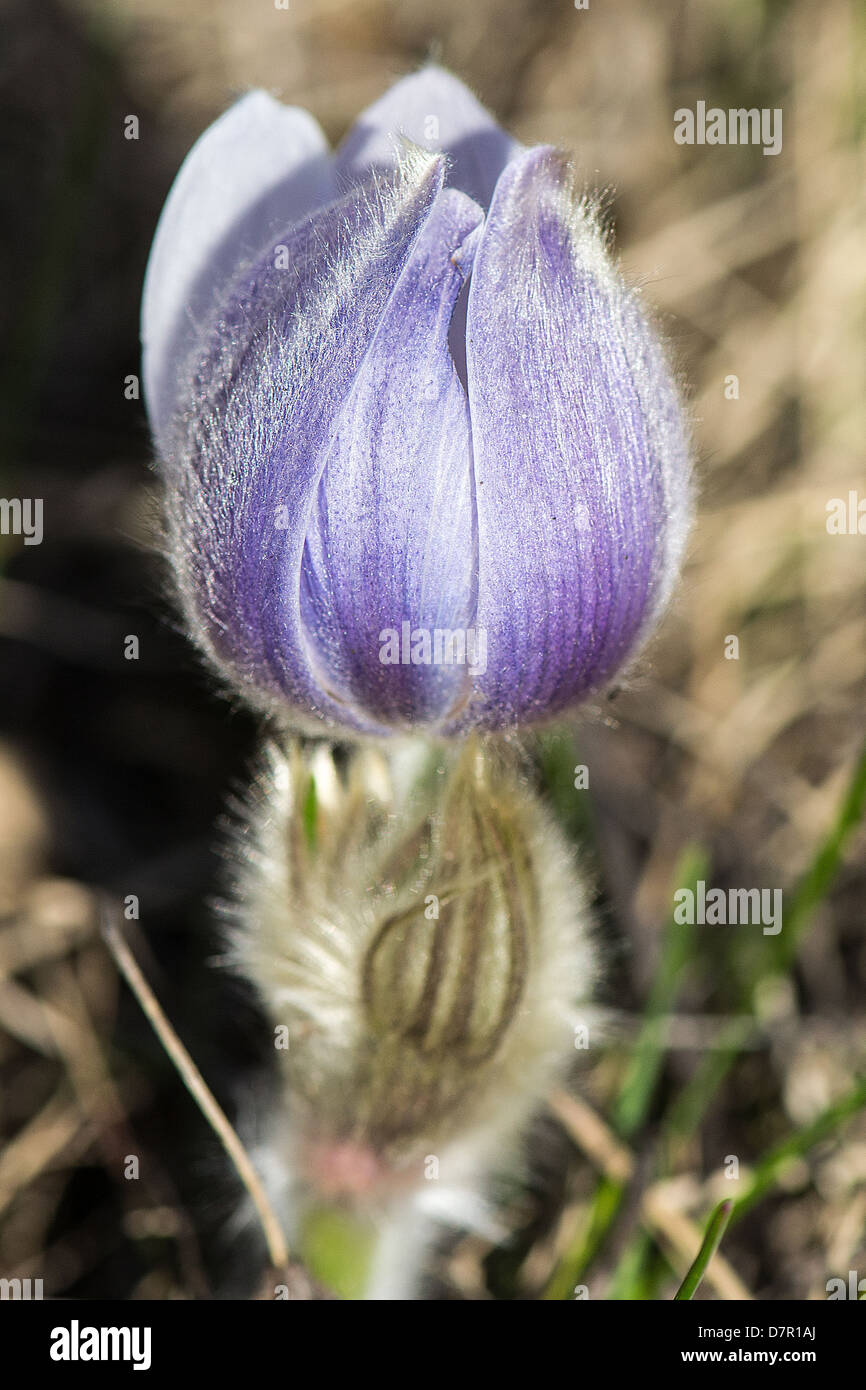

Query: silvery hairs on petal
left=142, top=68, right=693, bottom=738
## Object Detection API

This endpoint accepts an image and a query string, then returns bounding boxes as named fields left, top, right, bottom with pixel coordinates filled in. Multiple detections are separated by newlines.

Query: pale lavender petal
left=162, top=153, right=449, bottom=733
left=300, top=188, right=483, bottom=727
left=336, top=64, right=519, bottom=209
left=453, top=146, right=692, bottom=731
left=142, top=91, right=336, bottom=449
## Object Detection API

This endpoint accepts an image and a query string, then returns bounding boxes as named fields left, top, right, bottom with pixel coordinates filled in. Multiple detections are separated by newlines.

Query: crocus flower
left=142, top=67, right=691, bottom=736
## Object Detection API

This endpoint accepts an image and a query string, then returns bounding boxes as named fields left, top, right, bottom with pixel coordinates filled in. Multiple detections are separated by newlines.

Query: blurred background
left=0, top=0, right=864, bottom=1300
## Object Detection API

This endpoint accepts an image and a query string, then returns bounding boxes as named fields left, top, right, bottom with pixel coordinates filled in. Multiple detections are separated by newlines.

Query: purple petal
left=142, top=91, right=336, bottom=449
left=300, top=188, right=483, bottom=727
left=336, top=64, right=520, bottom=209
left=162, top=152, right=455, bottom=733
left=452, top=146, right=692, bottom=730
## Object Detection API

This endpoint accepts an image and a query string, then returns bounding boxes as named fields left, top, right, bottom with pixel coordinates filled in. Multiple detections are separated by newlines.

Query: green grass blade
left=664, top=740, right=866, bottom=1148
left=544, top=848, right=707, bottom=1298
left=605, top=1229, right=654, bottom=1301
left=614, top=846, right=707, bottom=1139
left=775, top=738, right=866, bottom=968
left=674, top=1200, right=733, bottom=1300
left=731, top=1074, right=866, bottom=1221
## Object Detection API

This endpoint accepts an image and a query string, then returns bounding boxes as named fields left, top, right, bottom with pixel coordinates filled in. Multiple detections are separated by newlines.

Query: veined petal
left=336, top=64, right=520, bottom=209
left=456, top=146, right=692, bottom=730
left=300, top=188, right=484, bottom=728
left=163, top=152, right=450, bottom=733
left=142, top=91, right=336, bottom=447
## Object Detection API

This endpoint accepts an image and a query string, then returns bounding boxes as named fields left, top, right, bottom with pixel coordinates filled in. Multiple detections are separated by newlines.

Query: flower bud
left=226, top=736, right=595, bottom=1295
left=143, top=67, right=691, bottom=735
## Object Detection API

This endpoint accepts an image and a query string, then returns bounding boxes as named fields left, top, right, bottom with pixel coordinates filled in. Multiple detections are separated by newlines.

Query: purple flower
left=142, top=67, right=691, bottom=736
